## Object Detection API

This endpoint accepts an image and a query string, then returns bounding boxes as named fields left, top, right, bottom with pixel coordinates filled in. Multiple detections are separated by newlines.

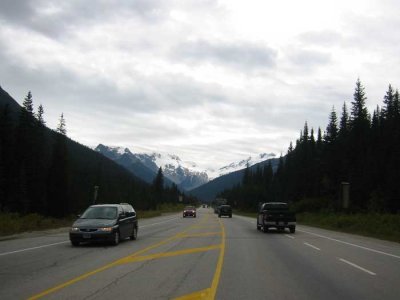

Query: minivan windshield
left=80, top=206, right=117, bottom=219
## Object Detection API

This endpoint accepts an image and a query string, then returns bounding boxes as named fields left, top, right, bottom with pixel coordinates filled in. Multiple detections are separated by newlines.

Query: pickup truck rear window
left=263, top=203, right=288, bottom=210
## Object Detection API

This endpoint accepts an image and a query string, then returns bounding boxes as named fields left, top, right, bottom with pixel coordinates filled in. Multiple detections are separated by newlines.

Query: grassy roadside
left=0, top=213, right=73, bottom=237
left=0, top=203, right=186, bottom=238
left=297, top=212, right=400, bottom=243
left=234, top=210, right=400, bottom=243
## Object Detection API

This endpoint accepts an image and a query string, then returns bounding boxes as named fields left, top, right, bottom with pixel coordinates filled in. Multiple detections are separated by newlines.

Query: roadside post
left=93, top=185, right=99, bottom=204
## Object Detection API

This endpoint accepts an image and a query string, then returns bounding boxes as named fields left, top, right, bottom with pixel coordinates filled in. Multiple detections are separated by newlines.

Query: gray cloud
left=0, top=0, right=171, bottom=39
left=173, top=40, right=277, bottom=72
left=287, top=48, right=331, bottom=69
left=298, top=30, right=343, bottom=47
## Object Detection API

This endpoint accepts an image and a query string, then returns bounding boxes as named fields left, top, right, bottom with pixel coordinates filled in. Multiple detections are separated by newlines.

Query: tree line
left=219, top=79, right=400, bottom=213
left=0, top=88, right=184, bottom=217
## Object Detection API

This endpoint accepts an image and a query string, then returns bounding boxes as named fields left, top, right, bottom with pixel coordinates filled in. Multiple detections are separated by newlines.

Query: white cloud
left=1, top=0, right=400, bottom=170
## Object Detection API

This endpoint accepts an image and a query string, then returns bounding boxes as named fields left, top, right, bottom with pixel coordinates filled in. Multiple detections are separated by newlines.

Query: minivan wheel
left=130, top=227, right=137, bottom=240
left=112, top=231, right=120, bottom=245
left=71, top=240, right=79, bottom=246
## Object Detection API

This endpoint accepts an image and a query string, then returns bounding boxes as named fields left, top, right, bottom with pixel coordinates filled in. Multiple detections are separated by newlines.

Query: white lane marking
left=285, top=234, right=295, bottom=239
left=140, top=216, right=180, bottom=228
left=304, top=242, right=321, bottom=251
left=339, top=258, right=376, bottom=275
left=0, top=241, right=69, bottom=256
left=298, top=229, right=400, bottom=260
left=0, top=216, right=180, bottom=256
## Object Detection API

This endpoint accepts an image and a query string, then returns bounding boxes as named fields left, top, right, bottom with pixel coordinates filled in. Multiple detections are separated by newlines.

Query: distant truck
left=256, top=202, right=296, bottom=233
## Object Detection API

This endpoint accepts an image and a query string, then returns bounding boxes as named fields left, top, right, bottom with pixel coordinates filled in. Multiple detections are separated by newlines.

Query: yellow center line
left=118, top=244, right=221, bottom=264
left=189, top=225, right=221, bottom=230
left=209, top=218, right=226, bottom=299
left=179, top=231, right=222, bottom=238
left=28, top=218, right=207, bottom=299
left=174, top=217, right=226, bottom=300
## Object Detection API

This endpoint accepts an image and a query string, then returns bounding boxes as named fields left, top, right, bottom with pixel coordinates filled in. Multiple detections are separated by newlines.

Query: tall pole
left=93, top=186, right=99, bottom=204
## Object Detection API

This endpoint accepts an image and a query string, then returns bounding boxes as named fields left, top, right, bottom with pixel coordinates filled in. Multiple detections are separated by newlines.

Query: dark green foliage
left=0, top=87, right=180, bottom=217
left=220, top=79, right=400, bottom=214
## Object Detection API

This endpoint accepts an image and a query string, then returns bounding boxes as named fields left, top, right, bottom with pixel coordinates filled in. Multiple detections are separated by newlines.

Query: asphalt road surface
left=1, top=207, right=399, bottom=299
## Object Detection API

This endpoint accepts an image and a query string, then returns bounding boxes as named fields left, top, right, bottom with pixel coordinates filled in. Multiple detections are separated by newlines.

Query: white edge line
left=304, top=242, right=321, bottom=251
left=339, top=258, right=376, bottom=275
left=285, top=234, right=295, bottom=239
left=298, top=229, right=400, bottom=260
left=0, top=216, right=180, bottom=256
left=0, top=241, right=69, bottom=256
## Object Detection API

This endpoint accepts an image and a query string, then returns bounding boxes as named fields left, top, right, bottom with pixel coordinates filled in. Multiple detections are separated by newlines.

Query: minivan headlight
left=70, top=227, right=80, bottom=232
left=99, top=227, right=113, bottom=232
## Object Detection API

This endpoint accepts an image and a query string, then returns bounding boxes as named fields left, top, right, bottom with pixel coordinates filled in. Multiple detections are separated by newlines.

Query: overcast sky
left=1, top=0, right=399, bottom=171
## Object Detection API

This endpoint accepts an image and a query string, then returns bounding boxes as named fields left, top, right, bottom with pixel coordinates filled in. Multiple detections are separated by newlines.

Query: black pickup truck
left=257, top=202, right=296, bottom=233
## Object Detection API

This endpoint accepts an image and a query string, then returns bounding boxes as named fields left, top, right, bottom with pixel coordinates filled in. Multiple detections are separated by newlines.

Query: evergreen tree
left=57, top=113, right=67, bottom=135
left=339, top=102, right=349, bottom=136
left=350, top=79, right=370, bottom=125
left=153, top=167, right=164, bottom=193
left=325, top=107, right=338, bottom=144
left=22, top=91, right=34, bottom=115
left=37, top=104, right=45, bottom=126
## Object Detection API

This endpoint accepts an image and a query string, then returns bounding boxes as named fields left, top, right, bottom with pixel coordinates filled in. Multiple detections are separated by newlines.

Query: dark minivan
left=69, top=203, right=138, bottom=246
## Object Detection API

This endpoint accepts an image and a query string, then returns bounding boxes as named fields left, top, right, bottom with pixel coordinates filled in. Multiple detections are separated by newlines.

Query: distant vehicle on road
left=183, top=206, right=196, bottom=218
left=257, top=202, right=296, bottom=233
left=69, top=203, right=138, bottom=246
left=218, top=205, right=232, bottom=218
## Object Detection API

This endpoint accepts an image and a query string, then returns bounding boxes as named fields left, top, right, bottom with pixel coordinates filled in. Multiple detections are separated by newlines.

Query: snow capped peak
left=206, top=152, right=277, bottom=180
left=95, top=143, right=276, bottom=188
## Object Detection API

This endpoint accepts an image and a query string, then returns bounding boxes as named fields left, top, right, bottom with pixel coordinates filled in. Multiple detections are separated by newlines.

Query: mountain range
left=189, top=157, right=280, bottom=202
left=95, top=144, right=278, bottom=195
left=95, top=145, right=209, bottom=191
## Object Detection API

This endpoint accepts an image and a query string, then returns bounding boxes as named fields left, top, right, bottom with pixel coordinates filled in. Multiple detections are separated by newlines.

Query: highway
left=0, top=207, right=399, bottom=299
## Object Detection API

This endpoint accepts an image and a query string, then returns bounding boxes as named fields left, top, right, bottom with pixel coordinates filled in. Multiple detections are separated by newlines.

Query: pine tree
left=382, top=84, right=394, bottom=120
left=350, top=79, right=370, bottom=126
left=37, top=104, right=45, bottom=126
left=339, top=102, right=349, bottom=136
left=325, top=107, right=338, bottom=144
left=57, top=113, right=67, bottom=135
left=22, top=91, right=34, bottom=115
left=153, top=167, right=164, bottom=193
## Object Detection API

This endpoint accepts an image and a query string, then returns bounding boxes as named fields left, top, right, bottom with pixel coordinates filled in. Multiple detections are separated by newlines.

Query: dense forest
left=0, top=87, right=183, bottom=217
left=219, top=79, right=400, bottom=214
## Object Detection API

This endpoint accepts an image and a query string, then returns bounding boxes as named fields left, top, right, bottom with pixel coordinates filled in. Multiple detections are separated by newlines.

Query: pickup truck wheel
left=257, top=222, right=261, bottom=231
left=262, top=225, right=269, bottom=233
left=229, top=214, right=232, bottom=218
left=289, top=226, right=296, bottom=233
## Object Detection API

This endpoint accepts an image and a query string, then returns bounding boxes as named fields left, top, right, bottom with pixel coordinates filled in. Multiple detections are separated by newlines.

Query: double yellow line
left=29, top=215, right=226, bottom=300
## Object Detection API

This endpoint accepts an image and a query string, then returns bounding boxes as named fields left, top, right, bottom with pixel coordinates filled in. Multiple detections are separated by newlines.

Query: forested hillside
left=220, top=80, right=400, bottom=213
left=0, top=86, right=181, bottom=217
